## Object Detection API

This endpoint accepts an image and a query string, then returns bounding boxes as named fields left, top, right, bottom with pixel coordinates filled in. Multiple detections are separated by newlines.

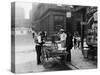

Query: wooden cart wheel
left=41, top=47, right=47, bottom=64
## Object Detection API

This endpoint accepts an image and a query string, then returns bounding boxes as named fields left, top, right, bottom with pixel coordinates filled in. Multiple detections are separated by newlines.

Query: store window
left=86, top=11, right=97, bottom=46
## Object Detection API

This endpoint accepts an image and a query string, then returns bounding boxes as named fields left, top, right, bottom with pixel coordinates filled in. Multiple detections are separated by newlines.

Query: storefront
left=82, top=7, right=97, bottom=59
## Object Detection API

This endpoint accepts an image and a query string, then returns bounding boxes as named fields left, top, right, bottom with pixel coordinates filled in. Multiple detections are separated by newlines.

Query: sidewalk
left=70, top=47, right=97, bottom=69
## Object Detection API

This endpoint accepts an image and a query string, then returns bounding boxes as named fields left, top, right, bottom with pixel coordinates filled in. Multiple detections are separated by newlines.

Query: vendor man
left=59, top=29, right=67, bottom=48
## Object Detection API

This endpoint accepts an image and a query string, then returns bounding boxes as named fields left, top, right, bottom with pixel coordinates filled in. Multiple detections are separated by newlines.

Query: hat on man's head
left=60, top=29, right=64, bottom=32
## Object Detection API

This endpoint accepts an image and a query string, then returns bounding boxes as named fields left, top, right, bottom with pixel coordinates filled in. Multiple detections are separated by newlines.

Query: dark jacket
left=66, top=33, right=73, bottom=50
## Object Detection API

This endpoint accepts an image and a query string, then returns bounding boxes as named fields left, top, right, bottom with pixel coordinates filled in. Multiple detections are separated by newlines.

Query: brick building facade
left=32, top=3, right=88, bottom=36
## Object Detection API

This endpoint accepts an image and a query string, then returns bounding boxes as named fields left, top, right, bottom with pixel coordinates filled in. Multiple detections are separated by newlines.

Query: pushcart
left=40, top=41, right=69, bottom=65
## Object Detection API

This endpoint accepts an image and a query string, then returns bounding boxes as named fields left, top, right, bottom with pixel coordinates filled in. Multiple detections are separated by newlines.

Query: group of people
left=73, top=32, right=81, bottom=49
left=32, top=29, right=81, bottom=65
left=33, top=31, right=46, bottom=65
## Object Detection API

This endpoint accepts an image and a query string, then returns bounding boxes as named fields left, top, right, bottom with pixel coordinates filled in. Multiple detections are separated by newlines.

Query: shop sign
left=87, top=7, right=97, bottom=14
left=66, top=12, right=71, bottom=18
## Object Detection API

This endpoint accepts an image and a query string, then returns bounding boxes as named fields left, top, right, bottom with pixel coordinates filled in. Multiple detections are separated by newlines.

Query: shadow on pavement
left=43, top=58, right=72, bottom=72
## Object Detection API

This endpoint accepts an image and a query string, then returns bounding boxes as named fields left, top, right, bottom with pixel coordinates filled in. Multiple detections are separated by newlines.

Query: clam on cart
left=40, top=41, right=69, bottom=65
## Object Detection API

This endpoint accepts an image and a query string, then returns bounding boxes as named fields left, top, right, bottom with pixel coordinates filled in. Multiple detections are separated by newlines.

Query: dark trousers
left=36, top=45, right=41, bottom=64
left=66, top=46, right=72, bottom=62
left=67, top=50, right=71, bottom=62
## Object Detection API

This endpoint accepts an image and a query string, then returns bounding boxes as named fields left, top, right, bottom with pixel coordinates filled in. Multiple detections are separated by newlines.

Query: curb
left=65, top=63, right=79, bottom=70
